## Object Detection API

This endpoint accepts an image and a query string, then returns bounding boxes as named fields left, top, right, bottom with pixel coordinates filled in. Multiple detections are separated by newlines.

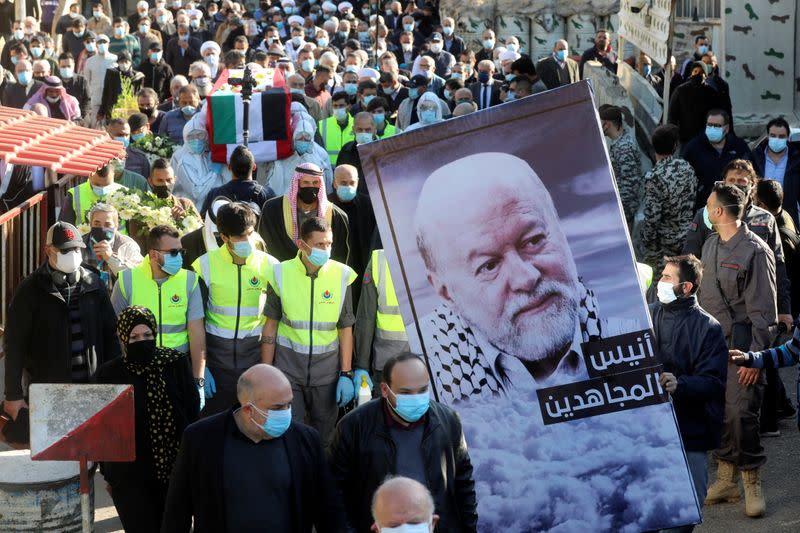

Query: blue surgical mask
left=17, top=71, right=32, bottom=85
left=344, top=83, right=358, bottom=95
left=408, top=88, right=419, bottom=99
left=338, top=31, right=348, bottom=40
left=92, top=185, right=113, bottom=196
left=13, top=29, right=25, bottom=40
left=231, top=239, right=253, bottom=258
left=363, top=95, right=376, bottom=107
left=114, top=27, right=125, bottom=37
left=505, top=73, right=514, bottom=81
left=356, top=132, right=373, bottom=144
left=59, top=67, right=74, bottom=79
left=139, top=24, right=150, bottom=33
left=336, top=185, right=357, bottom=202
left=420, top=109, right=437, bottom=124
left=150, top=52, right=162, bottom=62
left=373, top=112, right=385, bottom=125
left=251, top=404, right=291, bottom=438
left=301, top=58, right=314, bottom=72
left=115, top=136, right=130, bottom=148
left=443, top=89, right=451, bottom=100
left=306, top=246, right=330, bottom=267
left=290, top=88, right=305, bottom=95
left=161, top=252, right=183, bottom=275
left=702, top=206, right=713, bottom=230
left=505, top=91, right=516, bottom=102
left=294, top=140, right=312, bottom=154
left=334, top=108, right=348, bottom=121
left=182, top=105, right=197, bottom=116
left=482, top=39, right=494, bottom=49
left=506, top=43, right=518, bottom=53
left=359, top=31, right=370, bottom=41
left=768, top=137, right=788, bottom=153
left=642, top=64, right=652, bottom=77
left=131, top=132, right=146, bottom=142
left=188, top=139, right=205, bottom=154
left=30, top=47, right=44, bottom=58
left=317, top=37, right=329, bottom=47
left=73, top=30, right=85, bottom=38
left=556, top=49, right=567, bottom=62
left=443, top=26, right=454, bottom=36
left=450, top=72, right=462, bottom=80
left=85, top=42, right=97, bottom=53
left=698, top=45, right=709, bottom=55
left=388, top=387, right=430, bottom=422
left=705, top=125, right=724, bottom=143
left=403, top=23, right=414, bottom=32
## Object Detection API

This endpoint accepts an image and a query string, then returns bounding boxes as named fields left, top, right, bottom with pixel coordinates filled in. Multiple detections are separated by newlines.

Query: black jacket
left=328, top=399, right=478, bottom=533
left=161, top=408, right=347, bottom=533
left=139, top=59, right=175, bottom=102
left=3, top=263, right=121, bottom=400
left=62, top=75, right=91, bottom=118
left=681, top=131, right=753, bottom=210
left=667, top=76, right=724, bottom=143
left=752, top=140, right=800, bottom=227
left=649, top=296, right=727, bottom=451
left=95, top=354, right=199, bottom=486
left=163, top=36, right=201, bottom=76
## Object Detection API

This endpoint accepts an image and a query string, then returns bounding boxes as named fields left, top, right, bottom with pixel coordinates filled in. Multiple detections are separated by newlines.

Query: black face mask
left=90, top=227, right=114, bottom=243
left=298, top=186, right=319, bottom=204
left=139, top=106, right=154, bottom=117
left=152, top=184, right=172, bottom=199
left=126, top=339, right=156, bottom=364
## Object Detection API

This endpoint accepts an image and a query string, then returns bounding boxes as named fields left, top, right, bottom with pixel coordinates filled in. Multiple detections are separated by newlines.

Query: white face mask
left=656, top=281, right=679, bottom=304
left=379, top=522, right=431, bottom=533
left=55, top=249, right=83, bottom=274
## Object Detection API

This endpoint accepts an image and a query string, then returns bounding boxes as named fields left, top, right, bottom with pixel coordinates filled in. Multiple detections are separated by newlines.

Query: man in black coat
left=163, top=24, right=201, bottom=77
left=139, top=42, right=174, bottom=100
left=328, top=353, right=479, bottom=533
left=649, top=254, right=727, bottom=513
left=2, top=222, right=121, bottom=429
left=161, top=364, right=347, bottom=533
left=58, top=52, right=91, bottom=118
left=668, top=62, right=723, bottom=145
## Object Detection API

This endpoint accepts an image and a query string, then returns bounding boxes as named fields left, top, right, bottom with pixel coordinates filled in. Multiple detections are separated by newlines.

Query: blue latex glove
left=204, top=367, right=217, bottom=399
left=198, top=385, right=205, bottom=412
left=353, top=369, right=373, bottom=392
left=336, top=375, right=355, bottom=407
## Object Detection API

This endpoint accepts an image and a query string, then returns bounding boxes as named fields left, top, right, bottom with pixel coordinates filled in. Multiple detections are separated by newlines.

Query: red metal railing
left=0, top=192, right=48, bottom=338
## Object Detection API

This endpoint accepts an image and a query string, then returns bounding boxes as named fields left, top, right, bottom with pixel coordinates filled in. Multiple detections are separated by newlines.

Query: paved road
left=697, top=366, right=800, bottom=532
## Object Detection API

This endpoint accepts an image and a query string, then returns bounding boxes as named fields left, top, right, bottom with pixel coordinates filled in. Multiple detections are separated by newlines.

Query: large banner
left=359, top=82, right=701, bottom=532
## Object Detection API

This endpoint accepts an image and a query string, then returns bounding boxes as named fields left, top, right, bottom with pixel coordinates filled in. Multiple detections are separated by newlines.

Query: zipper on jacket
left=157, top=284, right=163, bottom=346
left=233, top=264, right=242, bottom=368
left=307, top=275, right=315, bottom=386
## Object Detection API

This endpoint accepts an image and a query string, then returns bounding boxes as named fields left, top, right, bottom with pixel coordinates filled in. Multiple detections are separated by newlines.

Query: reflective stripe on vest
left=195, top=246, right=276, bottom=339
left=273, top=256, right=354, bottom=356
left=372, top=249, right=407, bottom=342
left=119, top=260, right=196, bottom=352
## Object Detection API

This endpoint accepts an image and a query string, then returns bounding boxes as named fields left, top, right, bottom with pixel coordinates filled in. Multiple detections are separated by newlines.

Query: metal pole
left=79, top=455, right=90, bottom=533
left=240, top=65, right=254, bottom=147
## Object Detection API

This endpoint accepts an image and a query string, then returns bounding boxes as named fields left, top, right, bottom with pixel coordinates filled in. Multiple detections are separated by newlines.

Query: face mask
left=46, top=95, right=61, bottom=104
left=295, top=139, right=312, bottom=154
left=362, top=9, right=370, bottom=17
left=702, top=206, right=714, bottom=229
left=401, top=42, right=412, bottom=53
left=131, top=132, right=146, bottom=142
left=13, top=29, right=25, bottom=40
left=160, top=252, right=183, bottom=275
left=656, top=281, right=679, bottom=304
left=334, top=107, right=348, bottom=121
left=291, top=36, right=303, bottom=47
left=301, top=58, right=315, bottom=72
left=505, top=91, right=515, bottom=102
left=114, top=135, right=130, bottom=148
left=482, top=39, right=494, bottom=49
left=372, top=112, right=385, bottom=126
left=317, top=37, right=329, bottom=47
left=90, top=226, right=115, bottom=243
left=17, top=71, right=31, bottom=85
left=408, top=88, right=419, bottom=99
left=344, top=83, right=358, bottom=95
left=30, top=47, right=43, bottom=58
left=179, top=34, right=190, bottom=41
left=477, top=71, right=490, bottom=84
left=556, top=49, right=568, bottom=62
left=126, top=339, right=157, bottom=363
left=420, top=109, right=437, bottom=124
left=73, top=30, right=85, bottom=38
left=93, top=10, right=102, bottom=18
left=114, top=27, right=125, bottom=37
left=92, top=184, right=114, bottom=196
left=187, top=138, right=206, bottom=154
left=450, top=72, right=462, bottom=80
left=298, top=186, right=319, bottom=204
left=356, top=132, right=373, bottom=144
left=443, top=26, right=453, bottom=36
left=55, top=249, right=83, bottom=274
left=429, top=43, right=442, bottom=54
left=150, top=51, right=162, bottom=62
left=336, top=185, right=357, bottom=202
left=231, top=239, right=253, bottom=258
left=698, top=45, right=709, bottom=55
left=190, top=19, right=200, bottom=29
left=388, top=387, right=430, bottom=422
left=642, top=64, right=652, bottom=77
left=403, top=23, right=414, bottom=32
left=98, top=43, right=109, bottom=54
left=379, top=522, right=431, bottom=533
left=150, top=184, right=171, bottom=199
left=251, top=404, right=292, bottom=438
left=182, top=105, right=197, bottom=117
left=505, top=73, right=515, bottom=82
left=358, top=31, right=370, bottom=41
left=769, top=137, right=788, bottom=153
left=85, top=42, right=97, bottom=53
left=59, top=67, right=74, bottom=78
left=506, top=43, right=518, bottom=53
left=705, top=125, right=724, bottom=143
left=306, top=246, right=330, bottom=267
left=204, top=54, right=219, bottom=67
left=361, top=94, right=376, bottom=107
left=139, top=106, right=155, bottom=117
left=158, top=15, right=167, bottom=24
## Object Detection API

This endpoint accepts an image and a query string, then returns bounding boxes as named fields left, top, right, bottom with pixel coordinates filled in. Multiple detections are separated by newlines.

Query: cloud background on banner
left=459, top=390, right=698, bottom=532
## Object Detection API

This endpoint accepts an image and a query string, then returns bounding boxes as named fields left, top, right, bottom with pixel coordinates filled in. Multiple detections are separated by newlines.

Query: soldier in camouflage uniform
left=640, top=125, right=697, bottom=274
left=683, top=159, right=794, bottom=332
left=600, top=106, right=642, bottom=230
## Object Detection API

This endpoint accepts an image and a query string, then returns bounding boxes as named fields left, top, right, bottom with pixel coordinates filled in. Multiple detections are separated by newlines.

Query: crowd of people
left=1, top=1, right=799, bottom=532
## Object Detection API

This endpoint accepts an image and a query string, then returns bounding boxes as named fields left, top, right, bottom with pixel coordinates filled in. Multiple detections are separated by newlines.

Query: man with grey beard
left=414, top=152, right=628, bottom=403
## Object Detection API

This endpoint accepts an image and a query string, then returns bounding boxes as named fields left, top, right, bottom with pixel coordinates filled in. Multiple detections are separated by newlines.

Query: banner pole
left=79, top=455, right=90, bottom=533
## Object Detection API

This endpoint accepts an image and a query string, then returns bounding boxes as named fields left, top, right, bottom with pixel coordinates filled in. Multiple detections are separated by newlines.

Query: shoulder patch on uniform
left=721, top=262, right=740, bottom=270
left=362, top=270, right=372, bottom=285
left=689, top=222, right=697, bottom=232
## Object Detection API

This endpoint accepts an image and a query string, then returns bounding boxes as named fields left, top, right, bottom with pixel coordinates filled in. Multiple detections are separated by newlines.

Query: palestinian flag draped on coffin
left=206, top=68, right=294, bottom=163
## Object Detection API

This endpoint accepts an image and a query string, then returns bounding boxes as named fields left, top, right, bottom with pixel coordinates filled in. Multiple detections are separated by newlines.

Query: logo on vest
left=171, top=293, right=181, bottom=304
left=249, top=276, right=260, bottom=287
left=319, top=289, right=335, bottom=304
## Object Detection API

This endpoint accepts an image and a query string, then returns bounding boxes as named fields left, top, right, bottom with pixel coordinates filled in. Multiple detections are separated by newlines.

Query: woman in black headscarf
left=95, top=305, right=199, bottom=533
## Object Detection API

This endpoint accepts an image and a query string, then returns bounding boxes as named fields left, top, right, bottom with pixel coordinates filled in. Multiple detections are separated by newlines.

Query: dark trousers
left=110, top=479, right=168, bottom=533
left=202, top=366, right=247, bottom=417
left=290, top=381, right=338, bottom=446
left=714, top=362, right=766, bottom=469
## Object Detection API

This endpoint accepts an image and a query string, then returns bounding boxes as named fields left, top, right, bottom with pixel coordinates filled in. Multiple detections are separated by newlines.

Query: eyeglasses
left=156, top=248, right=186, bottom=257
